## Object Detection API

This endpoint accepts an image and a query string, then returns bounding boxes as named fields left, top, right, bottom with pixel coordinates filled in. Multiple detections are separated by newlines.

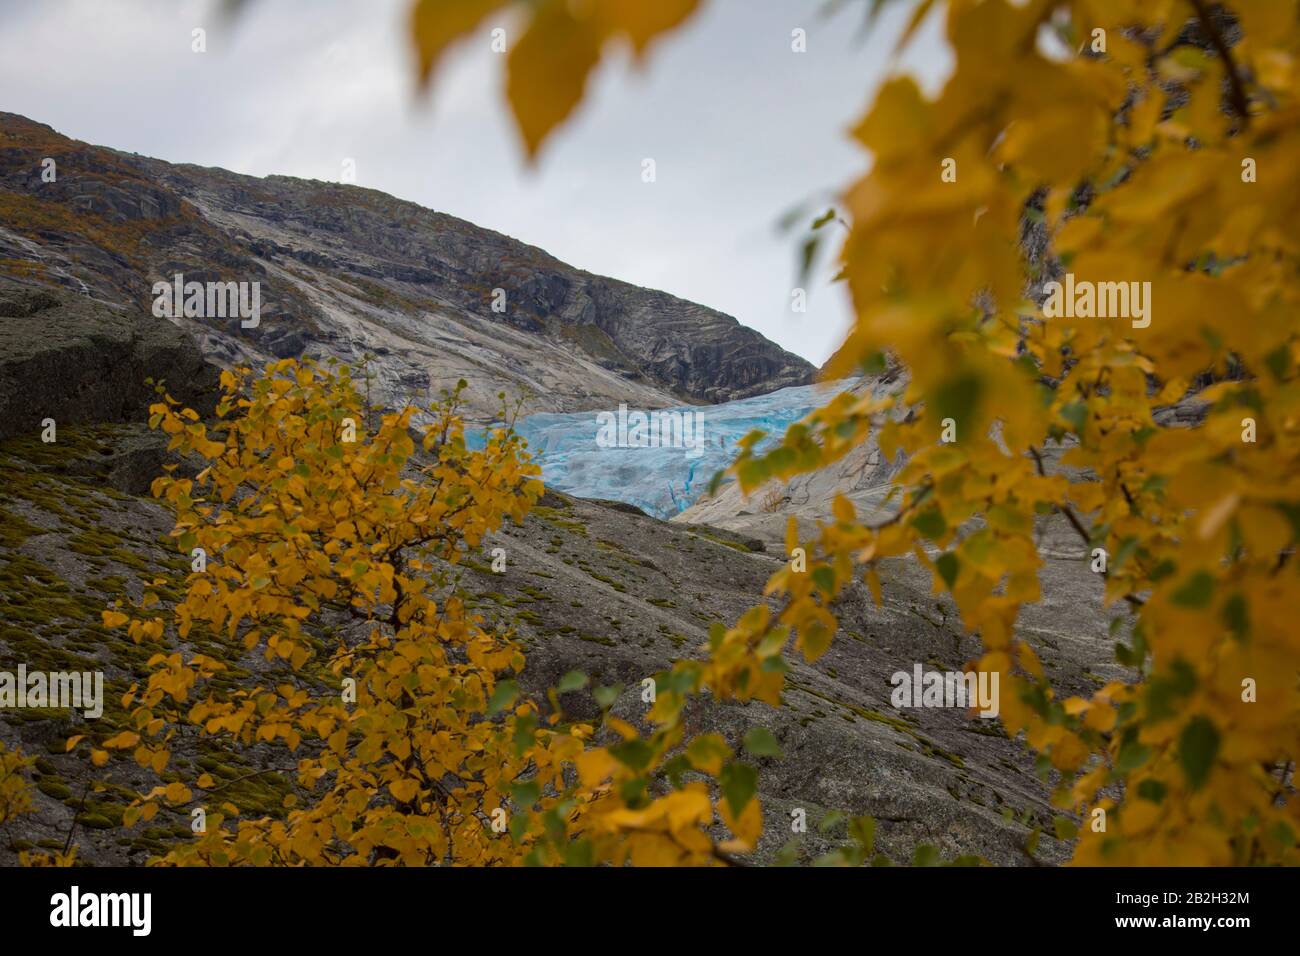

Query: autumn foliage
left=411, top=0, right=1300, bottom=866
left=87, top=360, right=763, bottom=865
left=7, top=0, right=1294, bottom=868
left=737, top=0, right=1300, bottom=867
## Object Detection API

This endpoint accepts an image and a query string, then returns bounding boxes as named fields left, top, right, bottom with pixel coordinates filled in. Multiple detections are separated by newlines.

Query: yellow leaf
left=506, top=4, right=604, bottom=158
left=575, top=748, right=617, bottom=787
left=410, top=1, right=511, bottom=92
left=866, top=568, right=882, bottom=608
left=719, top=794, right=762, bottom=853
left=595, top=0, right=699, bottom=57
left=390, top=778, right=419, bottom=804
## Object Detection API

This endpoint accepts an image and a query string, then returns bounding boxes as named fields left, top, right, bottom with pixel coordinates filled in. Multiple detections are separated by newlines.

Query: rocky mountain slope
left=0, top=112, right=813, bottom=422
left=0, top=116, right=1125, bottom=868
left=0, top=281, right=1119, bottom=867
left=0, top=414, right=1078, bottom=868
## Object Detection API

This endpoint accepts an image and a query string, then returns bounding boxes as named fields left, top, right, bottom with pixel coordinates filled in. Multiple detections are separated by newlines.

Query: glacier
left=469, top=379, right=860, bottom=519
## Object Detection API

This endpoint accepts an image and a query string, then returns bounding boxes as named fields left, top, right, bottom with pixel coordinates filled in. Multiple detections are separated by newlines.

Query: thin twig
left=1188, top=0, right=1251, bottom=124
left=1029, top=447, right=1145, bottom=610
left=63, top=780, right=90, bottom=857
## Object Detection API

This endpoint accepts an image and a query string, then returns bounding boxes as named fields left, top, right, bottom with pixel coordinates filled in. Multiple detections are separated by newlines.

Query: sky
left=0, top=0, right=951, bottom=366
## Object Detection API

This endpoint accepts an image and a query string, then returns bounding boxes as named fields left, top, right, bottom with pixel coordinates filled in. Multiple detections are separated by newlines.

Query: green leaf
left=1270, top=821, right=1296, bottom=850
left=1137, top=779, right=1167, bottom=803
left=511, top=713, right=538, bottom=757
left=737, top=458, right=768, bottom=489
left=592, top=684, right=622, bottom=709
left=1145, top=659, right=1198, bottom=721
left=1171, top=570, right=1214, bottom=608
left=1111, top=536, right=1139, bottom=570
left=773, top=841, right=801, bottom=867
left=911, top=508, right=946, bottom=540
left=765, top=446, right=796, bottom=473
left=860, top=351, right=887, bottom=375
left=686, top=734, right=731, bottom=773
left=933, top=373, right=981, bottom=427
left=708, top=621, right=727, bottom=652
left=742, top=727, right=783, bottom=758
left=556, top=670, right=587, bottom=693
left=610, top=739, right=654, bottom=772
left=935, top=551, right=959, bottom=588
left=1025, top=827, right=1041, bottom=856
left=1115, top=737, right=1150, bottom=774
left=1221, top=593, right=1248, bottom=639
left=719, top=761, right=758, bottom=817
left=1179, top=716, right=1220, bottom=790
left=487, top=679, right=519, bottom=715
left=1149, top=559, right=1177, bottom=582
left=818, top=809, right=846, bottom=834
left=1264, top=344, right=1290, bottom=381
left=811, top=566, right=836, bottom=597
left=912, top=844, right=940, bottom=866
left=510, top=780, right=540, bottom=807
left=619, top=776, right=648, bottom=804
left=563, top=839, right=595, bottom=867
left=1059, top=401, right=1088, bottom=433
left=848, top=815, right=876, bottom=856
left=509, top=811, right=529, bottom=842
left=799, top=236, right=820, bottom=283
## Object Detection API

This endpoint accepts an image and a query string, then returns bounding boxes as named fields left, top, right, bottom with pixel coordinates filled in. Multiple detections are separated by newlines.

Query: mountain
left=0, top=322, right=1075, bottom=865
left=0, top=114, right=1116, bottom=868
left=0, top=112, right=813, bottom=421
left=0, top=283, right=1121, bottom=867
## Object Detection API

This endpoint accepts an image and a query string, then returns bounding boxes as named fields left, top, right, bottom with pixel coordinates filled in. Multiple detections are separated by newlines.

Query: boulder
left=0, top=281, right=221, bottom=442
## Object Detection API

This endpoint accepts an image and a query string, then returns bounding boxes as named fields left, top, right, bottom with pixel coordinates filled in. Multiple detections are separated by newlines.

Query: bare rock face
left=0, top=112, right=813, bottom=421
left=0, top=280, right=219, bottom=442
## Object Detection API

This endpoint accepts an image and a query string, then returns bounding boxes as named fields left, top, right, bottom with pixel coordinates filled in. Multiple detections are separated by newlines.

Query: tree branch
left=1029, top=447, right=1145, bottom=610
left=1188, top=0, right=1250, bottom=124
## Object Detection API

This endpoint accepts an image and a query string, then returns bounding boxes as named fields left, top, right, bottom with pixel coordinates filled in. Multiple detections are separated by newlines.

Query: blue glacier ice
left=469, top=379, right=859, bottom=519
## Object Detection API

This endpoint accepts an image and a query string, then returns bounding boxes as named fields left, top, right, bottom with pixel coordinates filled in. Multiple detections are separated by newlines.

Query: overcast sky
left=0, top=0, right=950, bottom=366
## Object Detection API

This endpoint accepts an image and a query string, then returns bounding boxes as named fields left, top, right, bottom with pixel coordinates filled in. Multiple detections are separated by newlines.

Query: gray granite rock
left=0, top=280, right=219, bottom=442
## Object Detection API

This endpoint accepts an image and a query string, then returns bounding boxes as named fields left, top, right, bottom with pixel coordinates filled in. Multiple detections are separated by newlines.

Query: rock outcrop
left=0, top=280, right=219, bottom=443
